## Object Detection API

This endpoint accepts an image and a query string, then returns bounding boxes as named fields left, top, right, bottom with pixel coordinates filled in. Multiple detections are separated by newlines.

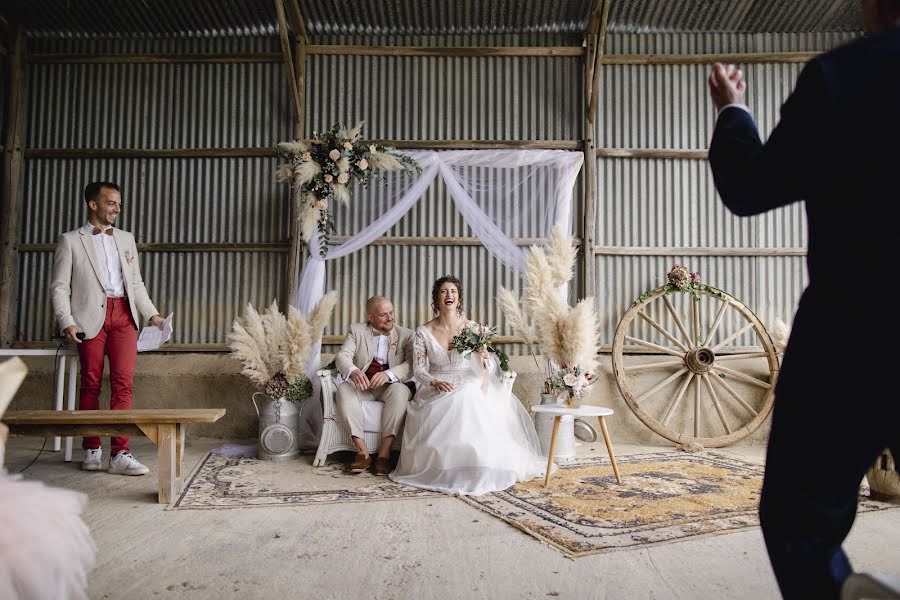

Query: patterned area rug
left=460, top=451, right=897, bottom=557
left=172, top=453, right=442, bottom=509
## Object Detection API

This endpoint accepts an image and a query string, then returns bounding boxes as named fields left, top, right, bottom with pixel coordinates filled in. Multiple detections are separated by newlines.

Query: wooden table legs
left=598, top=416, right=622, bottom=484
left=542, top=415, right=622, bottom=487
left=543, top=416, right=561, bottom=487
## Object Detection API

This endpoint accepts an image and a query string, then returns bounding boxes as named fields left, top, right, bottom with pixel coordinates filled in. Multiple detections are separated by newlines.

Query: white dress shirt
left=89, top=223, right=125, bottom=297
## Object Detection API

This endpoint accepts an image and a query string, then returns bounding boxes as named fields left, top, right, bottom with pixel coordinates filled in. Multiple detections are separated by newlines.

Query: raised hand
left=708, top=63, right=747, bottom=112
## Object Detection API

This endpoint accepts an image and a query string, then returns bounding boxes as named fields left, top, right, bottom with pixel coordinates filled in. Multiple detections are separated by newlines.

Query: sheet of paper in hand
left=137, top=312, right=174, bottom=352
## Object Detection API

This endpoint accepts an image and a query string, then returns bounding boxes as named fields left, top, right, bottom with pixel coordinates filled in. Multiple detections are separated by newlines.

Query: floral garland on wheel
left=275, top=122, right=419, bottom=258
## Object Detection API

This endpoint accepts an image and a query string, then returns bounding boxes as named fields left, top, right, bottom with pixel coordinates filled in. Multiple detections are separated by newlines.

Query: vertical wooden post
left=0, top=26, right=26, bottom=345
left=582, top=1, right=611, bottom=301
left=157, top=423, right=177, bottom=504
left=284, top=4, right=307, bottom=309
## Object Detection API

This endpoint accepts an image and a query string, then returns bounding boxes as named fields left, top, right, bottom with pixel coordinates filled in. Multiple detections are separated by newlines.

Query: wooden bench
left=2, top=409, right=226, bottom=504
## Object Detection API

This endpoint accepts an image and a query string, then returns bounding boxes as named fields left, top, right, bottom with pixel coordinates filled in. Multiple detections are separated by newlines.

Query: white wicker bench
left=312, top=368, right=517, bottom=467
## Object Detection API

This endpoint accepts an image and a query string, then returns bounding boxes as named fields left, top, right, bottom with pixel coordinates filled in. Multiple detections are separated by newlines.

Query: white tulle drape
left=291, top=150, right=583, bottom=449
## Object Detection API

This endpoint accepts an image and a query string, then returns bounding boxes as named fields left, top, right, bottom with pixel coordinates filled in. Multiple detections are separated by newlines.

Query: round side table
left=531, top=404, right=622, bottom=487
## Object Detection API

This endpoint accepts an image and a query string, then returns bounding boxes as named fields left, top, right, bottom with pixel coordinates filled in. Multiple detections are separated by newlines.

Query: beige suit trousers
left=335, top=381, right=412, bottom=440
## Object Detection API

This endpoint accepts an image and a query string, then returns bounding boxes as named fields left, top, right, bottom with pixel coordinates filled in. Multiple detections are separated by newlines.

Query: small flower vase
left=561, top=390, right=580, bottom=408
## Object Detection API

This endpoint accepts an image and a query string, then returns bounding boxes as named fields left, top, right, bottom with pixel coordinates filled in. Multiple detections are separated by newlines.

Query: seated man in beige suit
left=335, top=296, right=415, bottom=475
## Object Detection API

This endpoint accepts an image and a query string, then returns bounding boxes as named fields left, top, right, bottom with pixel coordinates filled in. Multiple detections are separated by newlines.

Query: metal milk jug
left=252, top=392, right=300, bottom=461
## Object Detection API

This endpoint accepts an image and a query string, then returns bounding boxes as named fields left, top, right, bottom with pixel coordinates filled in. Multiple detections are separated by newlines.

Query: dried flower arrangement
left=228, top=292, right=337, bottom=403
left=498, top=225, right=602, bottom=406
left=275, top=122, right=419, bottom=257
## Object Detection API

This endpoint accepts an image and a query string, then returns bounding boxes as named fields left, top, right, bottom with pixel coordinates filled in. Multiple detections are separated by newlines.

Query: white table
left=0, top=348, right=79, bottom=461
left=531, top=404, right=622, bottom=487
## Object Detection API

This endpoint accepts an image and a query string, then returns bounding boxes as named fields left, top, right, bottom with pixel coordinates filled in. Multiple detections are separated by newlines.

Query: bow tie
left=92, top=227, right=114, bottom=236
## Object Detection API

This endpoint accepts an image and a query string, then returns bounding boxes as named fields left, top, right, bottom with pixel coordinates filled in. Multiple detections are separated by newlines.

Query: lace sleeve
left=414, top=330, right=435, bottom=386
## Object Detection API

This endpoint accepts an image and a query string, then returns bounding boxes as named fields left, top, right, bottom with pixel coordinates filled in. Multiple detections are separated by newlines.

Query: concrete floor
left=4, top=438, right=900, bottom=600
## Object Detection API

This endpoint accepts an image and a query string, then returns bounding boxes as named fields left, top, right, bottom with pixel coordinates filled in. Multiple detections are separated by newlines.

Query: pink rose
left=314, top=201, right=326, bottom=210
left=337, top=173, right=350, bottom=184
left=343, top=142, right=353, bottom=150
left=356, top=158, right=368, bottom=170
left=323, top=174, right=333, bottom=183
left=328, top=149, right=340, bottom=161
left=302, top=151, right=311, bottom=161
left=563, top=373, right=577, bottom=387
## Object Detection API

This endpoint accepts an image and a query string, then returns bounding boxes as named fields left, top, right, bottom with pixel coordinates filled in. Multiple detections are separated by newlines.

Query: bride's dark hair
left=431, top=275, right=464, bottom=316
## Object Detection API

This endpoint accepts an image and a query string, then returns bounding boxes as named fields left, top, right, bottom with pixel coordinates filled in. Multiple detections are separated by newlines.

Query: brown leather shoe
left=374, top=456, right=391, bottom=476
left=349, top=453, right=371, bottom=474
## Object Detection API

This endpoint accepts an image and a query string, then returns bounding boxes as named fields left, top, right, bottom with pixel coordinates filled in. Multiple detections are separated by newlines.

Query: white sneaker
left=82, top=448, right=103, bottom=471
left=108, top=452, right=150, bottom=476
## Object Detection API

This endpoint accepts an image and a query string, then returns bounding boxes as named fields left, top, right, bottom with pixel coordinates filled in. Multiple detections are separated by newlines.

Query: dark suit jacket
left=709, top=25, right=900, bottom=299
left=710, top=26, right=900, bottom=402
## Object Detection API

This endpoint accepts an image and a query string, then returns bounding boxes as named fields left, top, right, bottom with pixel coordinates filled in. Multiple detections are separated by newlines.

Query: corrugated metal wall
left=12, top=29, right=861, bottom=350
left=594, top=32, right=858, bottom=343
left=307, top=40, right=583, bottom=351
left=15, top=37, right=292, bottom=344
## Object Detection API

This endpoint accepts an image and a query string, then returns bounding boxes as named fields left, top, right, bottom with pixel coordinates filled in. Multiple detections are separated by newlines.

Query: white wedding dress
left=389, top=324, right=546, bottom=495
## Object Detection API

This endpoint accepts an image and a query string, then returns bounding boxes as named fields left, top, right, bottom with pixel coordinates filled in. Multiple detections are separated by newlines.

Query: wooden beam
left=24, top=147, right=275, bottom=159
left=586, top=0, right=604, bottom=36
left=17, top=237, right=583, bottom=253
left=306, top=45, right=584, bottom=57
left=23, top=140, right=580, bottom=158
left=25, top=49, right=821, bottom=66
left=285, top=0, right=308, bottom=42
left=273, top=0, right=303, bottom=125
left=1, top=25, right=26, bottom=345
left=597, top=148, right=709, bottom=160
left=588, top=0, right=612, bottom=121
left=285, top=34, right=307, bottom=309
left=30, top=53, right=282, bottom=64
left=601, top=52, right=819, bottom=65
left=17, top=243, right=291, bottom=253
left=594, top=245, right=807, bottom=257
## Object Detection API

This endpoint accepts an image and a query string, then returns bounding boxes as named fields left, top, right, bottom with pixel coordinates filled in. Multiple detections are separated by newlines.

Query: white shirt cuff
left=385, top=369, right=398, bottom=383
left=717, top=103, right=751, bottom=118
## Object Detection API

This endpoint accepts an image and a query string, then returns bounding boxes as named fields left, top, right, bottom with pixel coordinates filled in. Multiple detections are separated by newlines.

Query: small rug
left=460, top=451, right=897, bottom=557
left=172, top=453, right=442, bottom=509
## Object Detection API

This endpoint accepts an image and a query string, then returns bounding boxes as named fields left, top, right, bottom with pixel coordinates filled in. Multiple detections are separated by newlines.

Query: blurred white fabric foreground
left=0, top=357, right=96, bottom=600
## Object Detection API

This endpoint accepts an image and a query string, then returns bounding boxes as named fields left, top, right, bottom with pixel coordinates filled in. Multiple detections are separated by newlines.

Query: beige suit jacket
left=335, top=323, right=415, bottom=383
left=50, top=225, right=159, bottom=340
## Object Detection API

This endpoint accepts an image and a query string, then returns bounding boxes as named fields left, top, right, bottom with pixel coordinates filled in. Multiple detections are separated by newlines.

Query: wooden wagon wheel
left=611, top=284, right=779, bottom=447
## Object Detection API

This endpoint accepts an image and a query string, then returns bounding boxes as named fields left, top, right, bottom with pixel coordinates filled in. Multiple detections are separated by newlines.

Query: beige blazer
left=50, top=225, right=159, bottom=340
left=335, top=322, right=415, bottom=383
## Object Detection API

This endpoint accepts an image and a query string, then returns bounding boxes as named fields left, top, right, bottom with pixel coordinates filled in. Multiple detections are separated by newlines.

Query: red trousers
left=77, top=297, right=137, bottom=455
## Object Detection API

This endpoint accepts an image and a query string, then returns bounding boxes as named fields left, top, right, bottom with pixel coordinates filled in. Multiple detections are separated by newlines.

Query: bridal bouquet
left=452, top=323, right=511, bottom=373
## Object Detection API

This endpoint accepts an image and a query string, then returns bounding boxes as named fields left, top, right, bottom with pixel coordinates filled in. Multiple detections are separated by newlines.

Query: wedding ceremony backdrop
left=1, top=1, right=860, bottom=388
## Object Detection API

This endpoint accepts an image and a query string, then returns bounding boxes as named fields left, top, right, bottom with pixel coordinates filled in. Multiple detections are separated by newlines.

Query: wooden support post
left=285, top=33, right=307, bottom=309
left=273, top=0, right=303, bottom=124
left=0, top=26, right=26, bottom=345
left=158, top=424, right=177, bottom=505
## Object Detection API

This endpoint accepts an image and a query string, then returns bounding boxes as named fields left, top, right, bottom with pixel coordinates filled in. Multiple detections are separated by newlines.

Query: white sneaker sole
left=108, top=466, right=150, bottom=476
left=82, top=462, right=103, bottom=471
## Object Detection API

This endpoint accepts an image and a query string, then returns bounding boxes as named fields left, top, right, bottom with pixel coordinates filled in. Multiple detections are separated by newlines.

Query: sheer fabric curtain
left=292, top=150, right=583, bottom=448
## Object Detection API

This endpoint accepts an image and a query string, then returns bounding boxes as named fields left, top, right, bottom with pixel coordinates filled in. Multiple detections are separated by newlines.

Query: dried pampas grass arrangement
left=499, top=224, right=602, bottom=400
left=229, top=293, right=338, bottom=396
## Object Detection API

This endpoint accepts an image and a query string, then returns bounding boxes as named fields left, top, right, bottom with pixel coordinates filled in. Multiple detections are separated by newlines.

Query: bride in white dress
left=389, top=275, right=546, bottom=495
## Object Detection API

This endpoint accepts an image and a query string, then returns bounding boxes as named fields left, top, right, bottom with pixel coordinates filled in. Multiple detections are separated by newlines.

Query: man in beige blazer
left=335, top=295, right=415, bottom=475
left=51, top=181, right=164, bottom=476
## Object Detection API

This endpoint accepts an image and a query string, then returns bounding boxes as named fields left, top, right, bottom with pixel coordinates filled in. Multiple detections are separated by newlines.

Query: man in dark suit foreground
left=707, top=1, right=900, bottom=598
